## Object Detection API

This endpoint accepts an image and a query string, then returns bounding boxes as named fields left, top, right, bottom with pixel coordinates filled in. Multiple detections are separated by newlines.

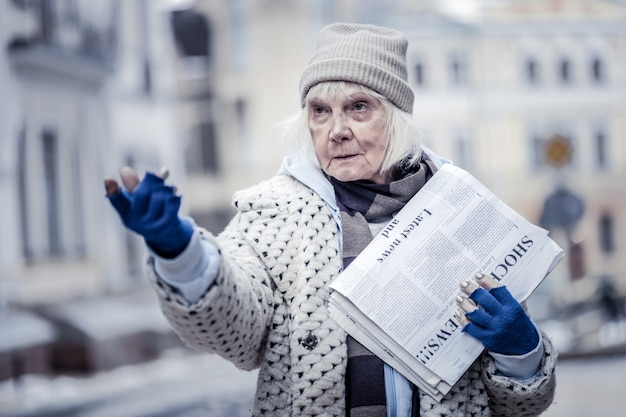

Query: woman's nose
left=329, top=114, right=351, bottom=142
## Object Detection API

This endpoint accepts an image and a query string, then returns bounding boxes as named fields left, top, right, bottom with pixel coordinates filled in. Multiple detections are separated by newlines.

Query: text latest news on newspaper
left=328, top=164, right=564, bottom=401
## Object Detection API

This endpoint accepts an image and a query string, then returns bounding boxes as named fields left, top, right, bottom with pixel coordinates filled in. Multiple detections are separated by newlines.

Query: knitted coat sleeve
left=480, top=330, right=557, bottom=417
left=144, top=191, right=282, bottom=372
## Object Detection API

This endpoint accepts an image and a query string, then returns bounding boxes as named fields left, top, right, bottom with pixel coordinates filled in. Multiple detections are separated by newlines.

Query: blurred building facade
left=0, top=0, right=119, bottom=307
left=0, top=0, right=187, bottom=306
left=433, top=0, right=621, bottom=311
left=0, top=0, right=187, bottom=380
left=397, top=0, right=626, bottom=307
left=177, top=0, right=626, bottom=305
left=167, top=0, right=319, bottom=232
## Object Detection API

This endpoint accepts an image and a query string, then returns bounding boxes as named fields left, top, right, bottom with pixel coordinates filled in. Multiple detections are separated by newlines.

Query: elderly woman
left=105, top=23, right=556, bottom=417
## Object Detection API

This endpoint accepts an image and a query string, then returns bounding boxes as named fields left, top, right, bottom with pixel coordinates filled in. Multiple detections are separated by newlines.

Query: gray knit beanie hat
left=299, top=23, right=414, bottom=113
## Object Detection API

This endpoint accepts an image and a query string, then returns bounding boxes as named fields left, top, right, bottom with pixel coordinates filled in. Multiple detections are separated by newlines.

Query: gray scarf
left=330, top=154, right=437, bottom=417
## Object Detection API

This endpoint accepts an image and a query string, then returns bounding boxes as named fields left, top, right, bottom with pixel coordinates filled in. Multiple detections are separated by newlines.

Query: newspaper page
left=328, top=164, right=564, bottom=400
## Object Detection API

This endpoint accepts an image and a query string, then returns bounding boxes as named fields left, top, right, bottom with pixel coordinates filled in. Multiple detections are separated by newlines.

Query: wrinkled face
left=307, top=85, right=390, bottom=184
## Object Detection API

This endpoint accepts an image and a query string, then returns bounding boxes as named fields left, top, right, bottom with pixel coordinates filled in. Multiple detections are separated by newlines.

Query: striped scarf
left=330, top=155, right=437, bottom=417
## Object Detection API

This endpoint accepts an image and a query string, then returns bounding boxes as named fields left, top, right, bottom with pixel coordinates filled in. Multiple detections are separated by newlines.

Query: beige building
left=0, top=0, right=188, bottom=306
left=0, top=0, right=189, bottom=381
left=169, top=0, right=318, bottom=231
left=173, top=0, right=625, bottom=310
left=402, top=1, right=626, bottom=305
left=0, top=1, right=122, bottom=306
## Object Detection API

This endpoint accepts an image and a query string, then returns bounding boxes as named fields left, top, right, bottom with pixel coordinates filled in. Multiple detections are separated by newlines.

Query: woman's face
left=307, top=85, right=390, bottom=184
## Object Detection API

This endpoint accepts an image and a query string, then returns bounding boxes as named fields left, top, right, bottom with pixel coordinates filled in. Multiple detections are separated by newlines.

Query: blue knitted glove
left=107, top=172, right=193, bottom=258
left=462, top=286, right=539, bottom=355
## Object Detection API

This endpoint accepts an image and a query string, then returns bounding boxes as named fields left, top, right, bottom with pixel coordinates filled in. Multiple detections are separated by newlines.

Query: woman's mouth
left=334, top=154, right=358, bottom=160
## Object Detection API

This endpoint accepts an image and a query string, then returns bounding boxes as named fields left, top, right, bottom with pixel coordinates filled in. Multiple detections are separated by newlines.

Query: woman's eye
left=313, top=106, right=326, bottom=114
left=353, top=102, right=367, bottom=111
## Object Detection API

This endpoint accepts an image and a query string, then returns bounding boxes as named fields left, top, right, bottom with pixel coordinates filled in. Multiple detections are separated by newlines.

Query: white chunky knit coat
left=146, top=173, right=557, bottom=417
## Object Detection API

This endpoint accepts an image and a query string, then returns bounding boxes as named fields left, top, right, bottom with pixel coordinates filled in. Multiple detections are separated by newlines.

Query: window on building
left=39, top=0, right=55, bottom=45
left=235, top=97, right=256, bottom=172
left=69, top=135, right=86, bottom=257
left=593, top=126, right=609, bottom=170
left=18, top=118, right=87, bottom=262
left=590, top=56, right=605, bottom=84
left=525, top=57, right=540, bottom=85
left=454, top=131, right=473, bottom=170
left=449, top=52, right=468, bottom=87
left=558, top=57, right=572, bottom=84
left=42, top=129, right=61, bottom=255
left=139, top=0, right=152, bottom=95
left=17, top=127, right=31, bottom=261
left=11, top=0, right=118, bottom=63
left=531, top=133, right=544, bottom=169
left=235, top=97, right=247, bottom=128
left=599, top=213, right=615, bottom=254
left=200, top=122, right=219, bottom=174
left=186, top=121, right=219, bottom=175
left=170, top=8, right=213, bottom=79
left=414, top=59, right=426, bottom=87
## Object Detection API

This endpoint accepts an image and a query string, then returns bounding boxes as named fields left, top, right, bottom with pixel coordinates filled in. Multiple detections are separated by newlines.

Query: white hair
left=278, top=81, right=423, bottom=175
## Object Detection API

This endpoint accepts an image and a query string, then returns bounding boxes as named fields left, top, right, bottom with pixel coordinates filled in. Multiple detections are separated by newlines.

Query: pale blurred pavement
left=2, top=286, right=625, bottom=417
left=542, top=354, right=626, bottom=417
left=0, top=351, right=258, bottom=417
left=1, top=349, right=625, bottom=417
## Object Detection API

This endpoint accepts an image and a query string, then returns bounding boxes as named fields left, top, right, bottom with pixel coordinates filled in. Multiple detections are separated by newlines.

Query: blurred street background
left=1, top=0, right=626, bottom=416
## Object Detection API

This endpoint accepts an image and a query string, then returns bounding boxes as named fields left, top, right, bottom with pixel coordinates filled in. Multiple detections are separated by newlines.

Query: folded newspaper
left=328, top=164, right=564, bottom=401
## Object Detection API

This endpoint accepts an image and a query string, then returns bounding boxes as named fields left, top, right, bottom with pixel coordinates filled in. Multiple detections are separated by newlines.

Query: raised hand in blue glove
left=104, top=167, right=193, bottom=258
left=455, top=272, right=539, bottom=355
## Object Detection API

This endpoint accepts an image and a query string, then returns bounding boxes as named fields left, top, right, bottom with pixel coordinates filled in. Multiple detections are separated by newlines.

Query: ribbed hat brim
left=299, top=23, right=414, bottom=113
